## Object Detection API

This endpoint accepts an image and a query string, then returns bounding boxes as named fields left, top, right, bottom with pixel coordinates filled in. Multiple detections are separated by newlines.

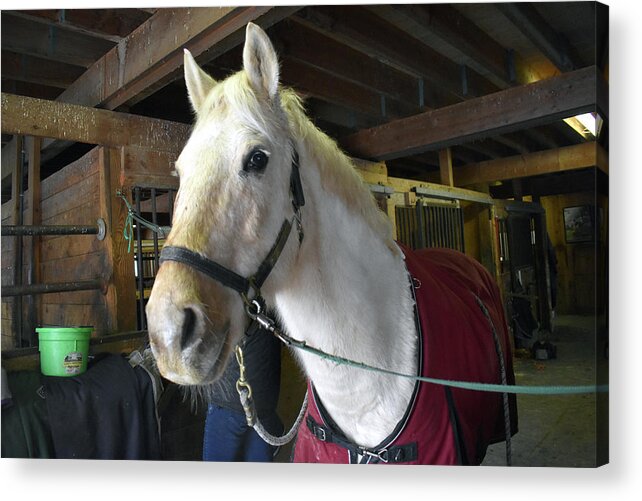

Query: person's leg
left=241, top=411, right=283, bottom=462
left=202, top=404, right=247, bottom=462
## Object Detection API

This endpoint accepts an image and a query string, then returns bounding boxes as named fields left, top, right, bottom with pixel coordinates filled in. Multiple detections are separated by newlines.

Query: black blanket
left=43, top=353, right=161, bottom=460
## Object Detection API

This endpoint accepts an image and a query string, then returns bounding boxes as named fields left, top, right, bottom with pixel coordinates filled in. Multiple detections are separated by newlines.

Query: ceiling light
left=564, top=112, right=603, bottom=139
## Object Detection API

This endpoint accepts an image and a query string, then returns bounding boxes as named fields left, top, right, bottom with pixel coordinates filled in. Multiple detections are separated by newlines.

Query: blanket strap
left=305, top=415, right=417, bottom=464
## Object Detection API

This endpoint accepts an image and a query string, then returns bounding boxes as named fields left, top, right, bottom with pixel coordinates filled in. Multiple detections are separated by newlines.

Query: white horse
left=147, top=23, right=515, bottom=464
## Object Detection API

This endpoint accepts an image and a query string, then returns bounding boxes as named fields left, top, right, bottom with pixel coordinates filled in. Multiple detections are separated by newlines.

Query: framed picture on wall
left=563, top=205, right=596, bottom=243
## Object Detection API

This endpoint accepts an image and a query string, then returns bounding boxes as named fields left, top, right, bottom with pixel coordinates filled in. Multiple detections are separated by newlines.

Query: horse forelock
left=197, top=72, right=289, bottom=142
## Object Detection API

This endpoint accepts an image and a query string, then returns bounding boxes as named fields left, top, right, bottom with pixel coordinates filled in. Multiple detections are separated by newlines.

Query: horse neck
left=270, top=148, right=419, bottom=447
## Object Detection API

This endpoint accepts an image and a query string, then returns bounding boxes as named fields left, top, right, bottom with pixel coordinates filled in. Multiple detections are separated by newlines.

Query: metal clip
left=235, top=345, right=252, bottom=400
left=361, top=447, right=389, bottom=463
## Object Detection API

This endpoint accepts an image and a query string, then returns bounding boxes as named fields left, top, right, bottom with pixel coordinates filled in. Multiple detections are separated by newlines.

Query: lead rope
left=235, top=344, right=308, bottom=447
left=474, top=295, right=513, bottom=466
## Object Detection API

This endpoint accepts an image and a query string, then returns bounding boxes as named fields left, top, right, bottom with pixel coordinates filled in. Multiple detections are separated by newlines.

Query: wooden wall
left=2, top=148, right=107, bottom=348
left=39, top=148, right=110, bottom=330
left=540, top=191, right=608, bottom=315
left=1, top=145, right=143, bottom=350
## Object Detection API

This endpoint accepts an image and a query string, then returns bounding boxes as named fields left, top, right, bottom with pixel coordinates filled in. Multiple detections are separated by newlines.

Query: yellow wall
left=540, top=191, right=608, bottom=315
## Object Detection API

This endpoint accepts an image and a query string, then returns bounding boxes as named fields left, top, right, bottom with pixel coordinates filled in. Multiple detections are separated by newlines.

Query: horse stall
left=0, top=97, right=202, bottom=459
left=1, top=4, right=609, bottom=474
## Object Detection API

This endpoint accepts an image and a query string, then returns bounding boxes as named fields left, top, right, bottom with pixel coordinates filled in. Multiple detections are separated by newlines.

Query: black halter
left=159, top=151, right=305, bottom=310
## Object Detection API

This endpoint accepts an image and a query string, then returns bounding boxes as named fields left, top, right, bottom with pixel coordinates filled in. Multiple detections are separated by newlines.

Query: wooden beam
left=99, top=147, right=137, bottom=332
left=455, top=142, right=606, bottom=187
left=438, top=148, right=454, bottom=186
left=1, top=93, right=190, bottom=153
left=25, top=136, right=42, bottom=343
left=1, top=51, right=85, bottom=89
left=497, top=2, right=583, bottom=72
left=367, top=4, right=514, bottom=88
left=55, top=6, right=292, bottom=111
left=1, top=13, right=116, bottom=67
left=280, top=58, right=411, bottom=120
left=293, top=6, right=498, bottom=103
left=13, top=9, right=153, bottom=41
left=275, top=20, right=422, bottom=108
left=341, top=66, right=602, bottom=161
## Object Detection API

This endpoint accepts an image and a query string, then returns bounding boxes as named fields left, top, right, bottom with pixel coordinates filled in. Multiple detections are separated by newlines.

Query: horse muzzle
left=146, top=264, right=233, bottom=385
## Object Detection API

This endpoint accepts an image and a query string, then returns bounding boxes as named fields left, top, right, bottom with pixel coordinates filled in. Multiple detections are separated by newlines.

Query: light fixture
left=564, top=112, right=603, bottom=139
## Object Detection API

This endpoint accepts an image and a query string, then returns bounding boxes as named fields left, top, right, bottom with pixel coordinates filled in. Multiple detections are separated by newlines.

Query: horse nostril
left=180, top=307, right=199, bottom=350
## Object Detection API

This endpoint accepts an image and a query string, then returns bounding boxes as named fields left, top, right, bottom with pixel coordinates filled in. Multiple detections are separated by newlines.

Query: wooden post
left=512, top=179, right=523, bottom=201
left=9, top=136, right=24, bottom=346
left=24, top=136, right=42, bottom=344
left=438, top=148, right=454, bottom=187
left=473, top=183, right=496, bottom=276
left=99, top=147, right=137, bottom=333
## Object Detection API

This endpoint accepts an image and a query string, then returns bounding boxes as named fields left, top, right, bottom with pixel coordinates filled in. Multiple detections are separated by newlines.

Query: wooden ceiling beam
left=292, top=6, right=498, bottom=103
left=37, top=7, right=296, bottom=162
left=1, top=51, right=85, bottom=89
left=1, top=92, right=190, bottom=153
left=12, top=9, right=153, bottom=41
left=1, top=13, right=115, bottom=68
left=341, top=66, right=602, bottom=161
left=367, top=4, right=513, bottom=89
left=497, top=2, right=583, bottom=72
left=280, top=58, right=413, bottom=121
left=55, top=6, right=279, bottom=111
left=273, top=20, right=423, bottom=109
left=1, top=79, right=63, bottom=101
left=454, top=142, right=606, bottom=187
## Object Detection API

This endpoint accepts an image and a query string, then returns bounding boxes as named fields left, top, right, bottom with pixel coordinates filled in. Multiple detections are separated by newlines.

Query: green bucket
left=37, top=327, right=93, bottom=377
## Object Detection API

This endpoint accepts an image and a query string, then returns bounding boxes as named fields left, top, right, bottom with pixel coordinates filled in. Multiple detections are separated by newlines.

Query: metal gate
left=395, top=199, right=465, bottom=252
left=131, top=186, right=177, bottom=330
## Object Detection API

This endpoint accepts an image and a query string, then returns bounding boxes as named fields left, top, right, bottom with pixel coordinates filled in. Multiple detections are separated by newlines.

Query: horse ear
left=183, top=49, right=216, bottom=114
left=243, top=23, right=279, bottom=100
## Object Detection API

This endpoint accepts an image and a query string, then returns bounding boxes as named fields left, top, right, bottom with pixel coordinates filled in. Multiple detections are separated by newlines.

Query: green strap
left=282, top=335, right=608, bottom=396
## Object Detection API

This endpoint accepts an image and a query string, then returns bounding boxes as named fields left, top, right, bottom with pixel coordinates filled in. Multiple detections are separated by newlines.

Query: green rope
left=280, top=334, right=608, bottom=396
left=116, top=191, right=168, bottom=253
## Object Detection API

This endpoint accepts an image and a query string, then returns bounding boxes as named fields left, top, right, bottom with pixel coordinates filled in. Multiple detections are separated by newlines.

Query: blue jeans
left=202, top=404, right=283, bottom=462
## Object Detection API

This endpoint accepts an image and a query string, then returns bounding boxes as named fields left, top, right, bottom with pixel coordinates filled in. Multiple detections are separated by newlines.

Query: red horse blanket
left=293, top=246, right=517, bottom=464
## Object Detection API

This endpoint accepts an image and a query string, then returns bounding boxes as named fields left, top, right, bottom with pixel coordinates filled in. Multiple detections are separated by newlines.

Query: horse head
left=146, top=23, right=298, bottom=385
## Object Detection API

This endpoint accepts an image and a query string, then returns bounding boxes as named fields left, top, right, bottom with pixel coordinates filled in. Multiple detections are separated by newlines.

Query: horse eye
left=243, top=150, right=269, bottom=173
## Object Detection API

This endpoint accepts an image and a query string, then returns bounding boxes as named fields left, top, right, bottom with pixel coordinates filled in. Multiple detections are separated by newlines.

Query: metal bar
left=2, top=279, right=104, bottom=297
left=415, top=199, right=426, bottom=249
left=445, top=207, right=452, bottom=249
left=459, top=208, right=466, bottom=252
left=151, top=188, right=160, bottom=276
left=169, top=189, right=175, bottom=221
left=134, top=188, right=146, bottom=330
left=2, top=223, right=100, bottom=236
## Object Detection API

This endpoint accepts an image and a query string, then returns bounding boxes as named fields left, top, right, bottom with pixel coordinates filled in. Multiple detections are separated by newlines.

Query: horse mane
left=279, top=89, right=397, bottom=250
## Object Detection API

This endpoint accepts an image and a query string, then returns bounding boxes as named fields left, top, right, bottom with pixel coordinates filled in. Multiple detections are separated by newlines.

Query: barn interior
left=1, top=3, right=608, bottom=466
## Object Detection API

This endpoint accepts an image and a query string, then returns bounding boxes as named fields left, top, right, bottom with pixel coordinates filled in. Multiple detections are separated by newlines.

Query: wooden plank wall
left=1, top=147, right=114, bottom=346
left=38, top=148, right=109, bottom=330
left=540, top=190, right=608, bottom=315
left=1, top=208, right=16, bottom=349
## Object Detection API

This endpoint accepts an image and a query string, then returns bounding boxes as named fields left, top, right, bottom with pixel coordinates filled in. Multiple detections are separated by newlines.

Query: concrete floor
left=276, top=314, right=609, bottom=466
left=482, top=314, right=609, bottom=467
